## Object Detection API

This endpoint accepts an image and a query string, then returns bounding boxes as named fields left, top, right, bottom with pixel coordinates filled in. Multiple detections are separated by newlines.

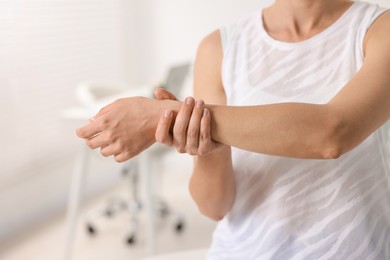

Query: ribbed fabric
left=207, top=1, right=389, bottom=259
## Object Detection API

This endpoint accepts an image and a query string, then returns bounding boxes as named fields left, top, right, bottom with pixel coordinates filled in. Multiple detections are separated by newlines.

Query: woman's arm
left=77, top=13, right=390, bottom=162
left=189, top=31, right=235, bottom=221
left=155, top=30, right=236, bottom=221
left=206, top=12, right=390, bottom=159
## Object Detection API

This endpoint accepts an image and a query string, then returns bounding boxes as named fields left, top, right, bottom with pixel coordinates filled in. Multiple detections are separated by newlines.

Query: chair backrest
left=162, top=63, right=191, bottom=96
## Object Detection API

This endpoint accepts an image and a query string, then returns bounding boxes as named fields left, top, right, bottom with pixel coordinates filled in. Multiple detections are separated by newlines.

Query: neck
left=263, top=0, right=352, bottom=42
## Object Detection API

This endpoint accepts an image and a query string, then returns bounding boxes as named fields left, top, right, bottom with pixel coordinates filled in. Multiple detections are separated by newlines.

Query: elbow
left=318, top=114, right=351, bottom=160
left=321, top=144, right=343, bottom=160
left=189, top=167, right=236, bottom=221
left=189, top=181, right=233, bottom=222
left=198, top=205, right=227, bottom=221
left=190, top=191, right=230, bottom=221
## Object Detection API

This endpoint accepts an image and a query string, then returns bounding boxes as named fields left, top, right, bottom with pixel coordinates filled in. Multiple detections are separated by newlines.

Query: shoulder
left=195, top=30, right=223, bottom=74
left=197, top=10, right=259, bottom=57
left=364, top=11, right=390, bottom=56
left=197, top=30, right=223, bottom=59
left=366, top=10, right=390, bottom=39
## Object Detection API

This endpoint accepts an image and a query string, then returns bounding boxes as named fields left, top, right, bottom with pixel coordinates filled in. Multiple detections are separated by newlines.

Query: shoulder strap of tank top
left=368, top=4, right=388, bottom=27
left=219, top=26, right=230, bottom=55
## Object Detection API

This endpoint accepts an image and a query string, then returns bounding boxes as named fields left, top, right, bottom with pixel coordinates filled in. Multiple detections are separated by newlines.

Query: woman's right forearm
left=189, top=145, right=235, bottom=221
left=207, top=102, right=344, bottom=159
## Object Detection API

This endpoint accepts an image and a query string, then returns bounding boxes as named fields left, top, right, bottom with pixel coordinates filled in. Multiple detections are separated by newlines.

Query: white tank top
left=207, top=1, right=390, bottom=259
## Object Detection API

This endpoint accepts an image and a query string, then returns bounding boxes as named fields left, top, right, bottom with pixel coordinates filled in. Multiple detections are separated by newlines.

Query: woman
left=77, top=0, right=390, bottom=258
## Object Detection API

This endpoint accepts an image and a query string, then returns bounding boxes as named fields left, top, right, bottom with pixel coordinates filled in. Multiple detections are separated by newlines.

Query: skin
left=76, top=97, right=180, bottom=162
left=77, top=0, right=390, bottom=220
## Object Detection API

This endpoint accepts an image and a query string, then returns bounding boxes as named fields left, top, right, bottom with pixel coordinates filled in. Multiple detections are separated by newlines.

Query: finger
left=95, top=103, right=111, bottom=118
left=155, top=110, right=174, bottom=146
left=76, top=120, right=102, bottom=139
left=114, top=152, right=131, bottom=163
left=85, top=133, right=106, bottom=149
left=100, top=142, right=126, bottom=157
left=173, top=97, right=195, bottom=152
left=153, top=87, right=178, bottom=100
left=100, top=144, right=117, bottom=157
left=198, top=108, right=212, bottom=155
left=186, top=99, right=205, bottom=154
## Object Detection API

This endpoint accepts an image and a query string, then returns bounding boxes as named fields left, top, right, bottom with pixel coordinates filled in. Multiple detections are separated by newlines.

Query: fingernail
left=203, top=108, right=208, bottom=116
left=89, top=117, right=96, bottom=122
left=186, top=97, right=194, bottom=105
left=196, top=99, right=204, bottom=108
left=164, top=110, right=172, bottom=118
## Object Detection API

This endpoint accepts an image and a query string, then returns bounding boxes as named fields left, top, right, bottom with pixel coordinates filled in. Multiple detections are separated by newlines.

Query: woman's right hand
left=154, top=88, right=223, bottom=156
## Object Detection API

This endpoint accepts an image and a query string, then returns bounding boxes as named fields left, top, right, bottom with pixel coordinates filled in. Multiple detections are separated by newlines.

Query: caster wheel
left=126, top=235, right=136, bottom=245
left=86, top=223, right=96, bottom=236
left=175, top=220, right=185, bottom=233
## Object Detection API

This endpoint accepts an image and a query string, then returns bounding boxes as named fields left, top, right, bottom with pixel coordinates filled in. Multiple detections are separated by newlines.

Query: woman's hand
left=154, top=88, right=223, bottom=156
left=76, top=96, right=180, bottom=162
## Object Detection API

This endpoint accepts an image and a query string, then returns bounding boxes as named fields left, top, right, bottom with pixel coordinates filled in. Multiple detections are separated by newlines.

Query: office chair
left=80, top=63, right=192, bottom=245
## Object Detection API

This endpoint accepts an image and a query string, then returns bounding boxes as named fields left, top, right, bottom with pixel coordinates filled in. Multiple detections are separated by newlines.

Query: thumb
left=154, top=87, right=178, bottom=101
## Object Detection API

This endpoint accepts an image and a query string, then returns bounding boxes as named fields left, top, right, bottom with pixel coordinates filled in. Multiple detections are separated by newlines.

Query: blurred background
left=0, top=0, right=389, bottom=260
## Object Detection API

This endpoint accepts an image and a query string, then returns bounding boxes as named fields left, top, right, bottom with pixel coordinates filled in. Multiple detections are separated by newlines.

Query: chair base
left=83, top=160, right=185, bottom=245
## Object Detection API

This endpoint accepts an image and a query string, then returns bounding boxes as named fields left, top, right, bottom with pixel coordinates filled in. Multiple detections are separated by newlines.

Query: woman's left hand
left=154, top=88, right=223, bottom=156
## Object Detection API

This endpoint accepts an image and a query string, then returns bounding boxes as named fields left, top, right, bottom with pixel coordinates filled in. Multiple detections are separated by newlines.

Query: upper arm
left=327, top=11, right=390, bottom=152
left=193, top=30, right=226, bottom=105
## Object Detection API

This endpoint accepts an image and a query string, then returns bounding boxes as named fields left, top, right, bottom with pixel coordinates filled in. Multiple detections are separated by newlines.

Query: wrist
left=147, top=99, right=182, bottom=140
